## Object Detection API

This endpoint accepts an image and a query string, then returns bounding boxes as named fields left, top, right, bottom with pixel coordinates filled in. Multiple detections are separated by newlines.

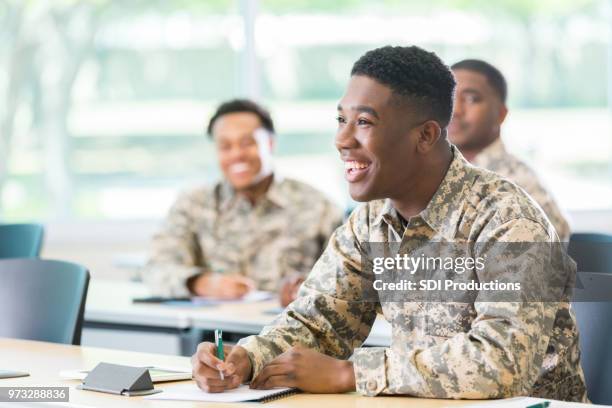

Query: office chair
left=567, top=232, right=612, bottom=274
left=0, top=223, right=44, bottom=258
left=572, top=271, right=612, bottom=405
left=0, top=259, right=90, bottom=345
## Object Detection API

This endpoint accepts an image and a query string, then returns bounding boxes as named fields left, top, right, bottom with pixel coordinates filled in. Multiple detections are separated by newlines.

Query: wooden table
left=0, top=338, right=473, bottom=408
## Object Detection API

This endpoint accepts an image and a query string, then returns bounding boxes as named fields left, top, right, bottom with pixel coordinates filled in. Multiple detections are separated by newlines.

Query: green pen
left=526, top=401, right=551, bottom=408
left=215, top=329, right=225, bottom=380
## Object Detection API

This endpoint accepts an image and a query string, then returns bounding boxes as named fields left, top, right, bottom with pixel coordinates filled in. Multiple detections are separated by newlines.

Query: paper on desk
left=163, top=290, right=274, bottom=307
left=144, top=383, right=291, bottom=402
left=192, top=290, right=274, bottom=304
left=450, top=396, right=599, bottom=407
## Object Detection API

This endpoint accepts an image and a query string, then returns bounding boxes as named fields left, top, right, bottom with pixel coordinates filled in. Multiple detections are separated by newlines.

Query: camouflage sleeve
left=511, top=166, right=571, bottom=242
left=352, top=218, right=558, bottom=398
left=524, top=186, right=570, bottom=242
left=238, top=205, right=378, bottom=378
left=141, top=192, right=205, bottom=297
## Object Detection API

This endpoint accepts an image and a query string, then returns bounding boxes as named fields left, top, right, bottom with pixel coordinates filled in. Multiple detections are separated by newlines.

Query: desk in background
left=83, top=280, right=392, bottom=356
left=0, top=338, right=471, bottom=408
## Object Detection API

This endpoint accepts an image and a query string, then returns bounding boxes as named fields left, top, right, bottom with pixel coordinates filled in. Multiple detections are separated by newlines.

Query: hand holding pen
left=191, top=332, right=253, bottom=393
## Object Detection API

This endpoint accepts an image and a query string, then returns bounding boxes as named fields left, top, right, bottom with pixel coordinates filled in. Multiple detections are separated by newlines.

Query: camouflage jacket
left=142, top=176, right=342, bottom=296
left=238, top=147, right=587, bottom=402
left=473, top=138, right=571, bottom=242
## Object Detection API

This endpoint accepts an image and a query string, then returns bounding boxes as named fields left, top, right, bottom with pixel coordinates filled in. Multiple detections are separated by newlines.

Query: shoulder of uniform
left=174, top=184, right=215, bottom=206
left=508, top=150, right=539, bottom=172
left=278, top=177, right=319, bottom=193
left=491, top=149, right=540, bottom=178
left=276, top=177, right=336, bottom=204
left=468, top=167, right=551, bottom=231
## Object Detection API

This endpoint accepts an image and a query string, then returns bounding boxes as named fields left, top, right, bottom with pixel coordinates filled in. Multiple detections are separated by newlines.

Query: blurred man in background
left=449, top=59, right=570, bottom=241
left=142, top=99, right=342, bottom=306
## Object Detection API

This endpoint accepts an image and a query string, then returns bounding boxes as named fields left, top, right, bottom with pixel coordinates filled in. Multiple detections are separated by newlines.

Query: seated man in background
left=142, top=99, right=342, bottom=306
left=191, top=46, right=586, bottom=402
left=448, top=59, right=570, bottom=241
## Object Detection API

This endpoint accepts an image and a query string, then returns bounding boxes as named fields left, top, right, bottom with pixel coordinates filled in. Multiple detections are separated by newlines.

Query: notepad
left=144, top=383, right=296, bottom=403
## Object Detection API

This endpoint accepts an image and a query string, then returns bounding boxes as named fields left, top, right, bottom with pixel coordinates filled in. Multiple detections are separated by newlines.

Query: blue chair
left=572, top=271, right=612, bottom=405
left=0, top=259, right=89, bottom=345
left=567, top=232, right=612, bottom=274
left=0, top=223, right=44, bottom=258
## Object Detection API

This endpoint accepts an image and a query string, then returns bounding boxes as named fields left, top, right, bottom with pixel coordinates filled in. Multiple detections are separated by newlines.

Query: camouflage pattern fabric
left=473, top=138, right=570, bottom=242
left=237, top=146, right=587, bottom=402
left=142, top=176, right=343, bottom=296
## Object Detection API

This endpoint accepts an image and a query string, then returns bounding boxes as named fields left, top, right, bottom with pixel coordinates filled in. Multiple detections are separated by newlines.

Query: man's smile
left=343, top=159, right=371, bottom=182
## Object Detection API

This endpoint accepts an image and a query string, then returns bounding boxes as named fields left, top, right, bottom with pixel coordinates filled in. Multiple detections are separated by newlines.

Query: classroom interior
left=1, top=1, right=612, bottom=407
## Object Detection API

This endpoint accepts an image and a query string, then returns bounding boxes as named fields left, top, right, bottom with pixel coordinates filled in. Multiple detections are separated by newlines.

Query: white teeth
left=229, top=163, right=249, bottom=173
left=344, top=160, right=370, bottom=170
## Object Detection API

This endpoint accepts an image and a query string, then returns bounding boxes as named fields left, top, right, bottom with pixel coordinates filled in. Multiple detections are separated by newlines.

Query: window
left=1, top=0, right=610, bottom=220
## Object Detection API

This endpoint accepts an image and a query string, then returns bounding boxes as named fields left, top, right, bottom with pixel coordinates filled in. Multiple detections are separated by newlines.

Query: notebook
left=144, top=383, right=297, bottom=403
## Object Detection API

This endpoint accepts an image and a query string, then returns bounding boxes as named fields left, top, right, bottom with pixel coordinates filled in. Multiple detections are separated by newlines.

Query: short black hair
left=206, top=99, right=274, bottom=137
left=451, top=59, right=507, bottom=103
left=351, top=45, right=456, bottom=128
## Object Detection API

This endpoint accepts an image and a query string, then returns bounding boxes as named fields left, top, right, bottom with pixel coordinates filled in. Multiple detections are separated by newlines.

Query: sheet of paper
left=144, top=383, right=292, bottom=403
left=241, top=290, right=274, bottom=302
left=191, top=290, right=274, bottom=305
left=450, top=396, right=599, bottom=408
left=163, top=291, right=275, bottom=307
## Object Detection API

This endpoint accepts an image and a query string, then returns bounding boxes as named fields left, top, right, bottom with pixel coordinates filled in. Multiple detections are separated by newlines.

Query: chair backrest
left=0, top=223, right=44, bottom=258
left=572, top=271, right=612, bottom=405
left=567, top=232, right=612, bottom=274
left=0, top=259, right=89, bottom=345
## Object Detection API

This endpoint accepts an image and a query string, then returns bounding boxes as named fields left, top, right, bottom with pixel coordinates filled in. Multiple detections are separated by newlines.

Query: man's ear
left=498, top=104, right=508, bottom=125
left=416, top=120, right=442, bottom=154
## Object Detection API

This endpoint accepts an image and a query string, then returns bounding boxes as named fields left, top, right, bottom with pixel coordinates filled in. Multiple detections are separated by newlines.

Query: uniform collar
left=473, top=137, right=506, bottom=166
left=218, top=174, right=288, bottom=211
left=374, top=145, right=476, bottom=241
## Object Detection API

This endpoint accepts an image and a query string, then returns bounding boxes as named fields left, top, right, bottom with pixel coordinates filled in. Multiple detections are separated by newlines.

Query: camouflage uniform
left=473, top=138, right=570, bottom=242
left=142, top=176, right=343, bottom=297
left=238, top=146, right=587, bottom=402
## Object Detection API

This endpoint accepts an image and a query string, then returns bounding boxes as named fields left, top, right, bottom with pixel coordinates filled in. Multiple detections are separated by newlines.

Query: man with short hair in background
left=449, top=59, right=570, bottom=241
left=142, top=99, right=342, bottom=306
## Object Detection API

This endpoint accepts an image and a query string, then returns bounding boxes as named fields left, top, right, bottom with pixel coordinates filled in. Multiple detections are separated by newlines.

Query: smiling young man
left=142, top=99, right=342, bottom=306
left=448, top=59, right=570, bottom=241
left=191, top=47, right=586, bottom=402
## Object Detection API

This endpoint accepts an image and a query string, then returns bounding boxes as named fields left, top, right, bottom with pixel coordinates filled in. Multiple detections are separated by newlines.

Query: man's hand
left=279, top=274, right=305, bottom=307
left=250, top=346, right=356, bottom=393
left=191, top=274, right=255, bottom=299
left=191, top=343, right=252, bottom=393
